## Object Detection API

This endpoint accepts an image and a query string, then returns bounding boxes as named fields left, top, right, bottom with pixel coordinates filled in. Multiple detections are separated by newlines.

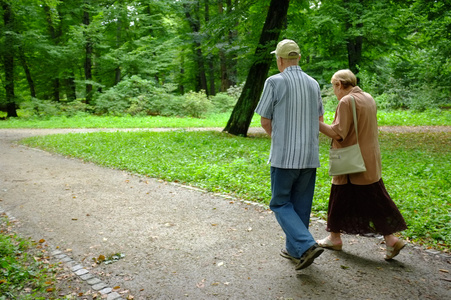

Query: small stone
left=87, top=277, right=102, bottom=285
left=99, top=287, right=113, bottom=294
left=107, top=292, right=122, bottom=300
left=80, top=273, right=94, bottom=281
left=75, top=269, right=89, bottom=276
left=92, top=282, right=108, bottom=291
left=61, top=257, right=72, bottom=263
left=71, top=264, right=83, bottom=272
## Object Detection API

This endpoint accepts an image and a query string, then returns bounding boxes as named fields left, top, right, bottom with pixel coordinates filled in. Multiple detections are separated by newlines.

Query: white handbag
left=328, top=96, right=367, bottom=176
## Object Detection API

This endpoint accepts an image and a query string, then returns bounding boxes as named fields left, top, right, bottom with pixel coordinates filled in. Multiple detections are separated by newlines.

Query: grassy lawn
left=1, top=110, right=450, bottom=253
left=0, top=109, right=450, bottom=129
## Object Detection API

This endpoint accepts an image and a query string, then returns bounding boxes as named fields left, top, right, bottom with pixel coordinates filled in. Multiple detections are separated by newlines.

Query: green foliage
left=181, top=90, right=212, bottom=117
left=19, top=99, right=92, bottom=118
left=0, top=110, right=450, bottom=129
left=320, top=86, right=339, bottom=112
left=21, top=126, right=451, bottom=250
left=378, top=132, right=451, bottom=248
left=1, top=0, right=450, bottom=119
left=210, top=93, right=237, bottom=113
left=94, top=76, right=214, bottom=117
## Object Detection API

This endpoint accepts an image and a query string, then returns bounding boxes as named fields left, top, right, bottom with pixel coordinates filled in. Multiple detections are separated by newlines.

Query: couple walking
left=255, top=39, right=407, bottom=271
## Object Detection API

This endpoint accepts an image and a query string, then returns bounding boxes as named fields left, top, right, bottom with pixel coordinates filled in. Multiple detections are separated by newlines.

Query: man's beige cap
left=271, top=39, right=300, bottom=59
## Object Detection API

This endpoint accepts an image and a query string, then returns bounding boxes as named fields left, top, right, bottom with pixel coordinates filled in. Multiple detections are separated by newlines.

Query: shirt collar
left=283, top=65, right=302, bottom=72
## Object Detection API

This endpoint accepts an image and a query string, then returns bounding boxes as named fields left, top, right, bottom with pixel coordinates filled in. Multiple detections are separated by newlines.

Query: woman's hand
left=320, top=121, right=342, bottom=141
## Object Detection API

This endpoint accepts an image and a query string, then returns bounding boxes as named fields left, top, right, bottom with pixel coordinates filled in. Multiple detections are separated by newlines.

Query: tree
left=83, top=0, right=93, bottom=104
left=1, top=0, right=17, bottom=117
left=224, top=0, right=290, bottom=136
left=183, top=1, right=208, bottom=94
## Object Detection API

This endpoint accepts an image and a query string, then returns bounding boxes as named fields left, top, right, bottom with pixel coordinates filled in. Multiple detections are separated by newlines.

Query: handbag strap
left=330, top=95, right=359, bottom=146
left=349, top=95, right=359, bottom=143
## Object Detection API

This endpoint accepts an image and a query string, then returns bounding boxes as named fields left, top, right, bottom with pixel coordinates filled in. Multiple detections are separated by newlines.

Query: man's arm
left=261, top=117, right=272, bottom=137
left=319, top=121, right=342, bottom=141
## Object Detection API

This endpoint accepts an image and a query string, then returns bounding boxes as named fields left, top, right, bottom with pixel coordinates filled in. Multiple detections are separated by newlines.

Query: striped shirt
left=255, top=65, right=324, bottom=169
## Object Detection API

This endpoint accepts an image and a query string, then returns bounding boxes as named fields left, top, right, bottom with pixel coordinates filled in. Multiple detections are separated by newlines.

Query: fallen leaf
left=439, top=269, right=449, bottom=273
left=39, top=239, right=45, bottom=243
left=197, top=279, right=206, bottom=288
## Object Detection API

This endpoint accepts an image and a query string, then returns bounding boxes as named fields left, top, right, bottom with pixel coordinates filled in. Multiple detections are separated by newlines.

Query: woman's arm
left=320, top=121, right=342, bottom=141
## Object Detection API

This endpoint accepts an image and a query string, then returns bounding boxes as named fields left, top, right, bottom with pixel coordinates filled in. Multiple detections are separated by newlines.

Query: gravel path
left=0, top=127, right=450, bottom=299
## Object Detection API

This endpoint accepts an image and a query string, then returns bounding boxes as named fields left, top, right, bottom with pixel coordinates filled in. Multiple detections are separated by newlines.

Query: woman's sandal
left=317, top=236, right=343, bottom=251
left=384, top=239, right=406, bottom=260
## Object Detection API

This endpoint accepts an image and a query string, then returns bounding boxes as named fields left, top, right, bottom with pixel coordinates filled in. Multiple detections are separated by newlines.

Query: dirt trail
left=0, top=128, right=449, bottom=300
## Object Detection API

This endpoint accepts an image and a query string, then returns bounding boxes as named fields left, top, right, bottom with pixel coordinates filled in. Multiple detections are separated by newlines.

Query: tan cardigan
left=330, top=86, right=382, bottom=185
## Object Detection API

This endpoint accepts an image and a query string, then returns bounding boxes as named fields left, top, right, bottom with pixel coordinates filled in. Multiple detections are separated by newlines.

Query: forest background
left=0, top=0, right=450, bottom=121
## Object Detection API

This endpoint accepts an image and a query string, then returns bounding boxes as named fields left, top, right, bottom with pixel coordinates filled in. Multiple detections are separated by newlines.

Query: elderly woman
left=318, top=69, right=407, bottom=260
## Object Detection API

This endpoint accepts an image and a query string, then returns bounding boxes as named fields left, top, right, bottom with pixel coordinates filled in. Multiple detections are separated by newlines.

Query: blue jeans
left=270, top=167, right=317, bottom=258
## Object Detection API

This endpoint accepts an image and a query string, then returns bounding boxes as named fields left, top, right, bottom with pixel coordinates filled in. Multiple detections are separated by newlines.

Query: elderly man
left=255, top=39, right=324, bottom=270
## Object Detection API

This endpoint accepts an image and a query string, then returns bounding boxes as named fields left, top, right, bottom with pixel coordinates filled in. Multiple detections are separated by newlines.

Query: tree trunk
left=83, top=2, right=93, bottom=104
left=114, top=4, right=123, bottom=86
left=218, top=0, right=228, bottom=92
left=344, top=0, right=363, bottom=84
left=205, top=0, right=216, bottom=96
left=184, top=2, right=208, bottom=95
left=65, top=72, right=77, bottom=101
left=2, top=1, right=17, bottom=117
left=224, top=0, right=289, bottom=136
left=227, top=0, right=238, bottom=87
left=18, top=47, right=36, bottom=98
left=44, top=4, right=61, bottom=102
left=346, top=24, right=363, bottom=76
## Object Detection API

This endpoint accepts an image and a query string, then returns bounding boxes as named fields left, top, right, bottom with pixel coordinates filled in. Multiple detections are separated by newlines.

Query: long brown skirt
left=326, top=178, right=407, bottom=236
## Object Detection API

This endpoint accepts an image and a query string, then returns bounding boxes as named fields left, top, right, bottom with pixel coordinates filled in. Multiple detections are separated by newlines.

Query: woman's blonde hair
left=331, top=69, right=357, bottom=88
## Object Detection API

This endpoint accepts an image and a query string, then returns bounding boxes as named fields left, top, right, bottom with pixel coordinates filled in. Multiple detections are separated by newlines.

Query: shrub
left=94, top=75, right=155, bottom=115
left=20, top=98, right=62, bottom=117
left=226, top=83, right=245, bottom=99
left=320, top=85, right=338, bottom=112
left=181, top=90, right=212, bottom=118
left=93, top=76, right=215, bottom=117
left=210, top=93, right=237, bottom=113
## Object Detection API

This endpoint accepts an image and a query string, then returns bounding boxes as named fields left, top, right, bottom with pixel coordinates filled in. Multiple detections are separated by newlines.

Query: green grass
left=1, top=109, right=450, bottom=128
left=20, top=129, right=450, bottom=251
left=0, top=216, right=64, bottom=299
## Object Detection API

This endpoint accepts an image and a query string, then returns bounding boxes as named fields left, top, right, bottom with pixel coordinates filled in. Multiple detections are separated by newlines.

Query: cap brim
left=270, top=50, right=276, bottom=54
